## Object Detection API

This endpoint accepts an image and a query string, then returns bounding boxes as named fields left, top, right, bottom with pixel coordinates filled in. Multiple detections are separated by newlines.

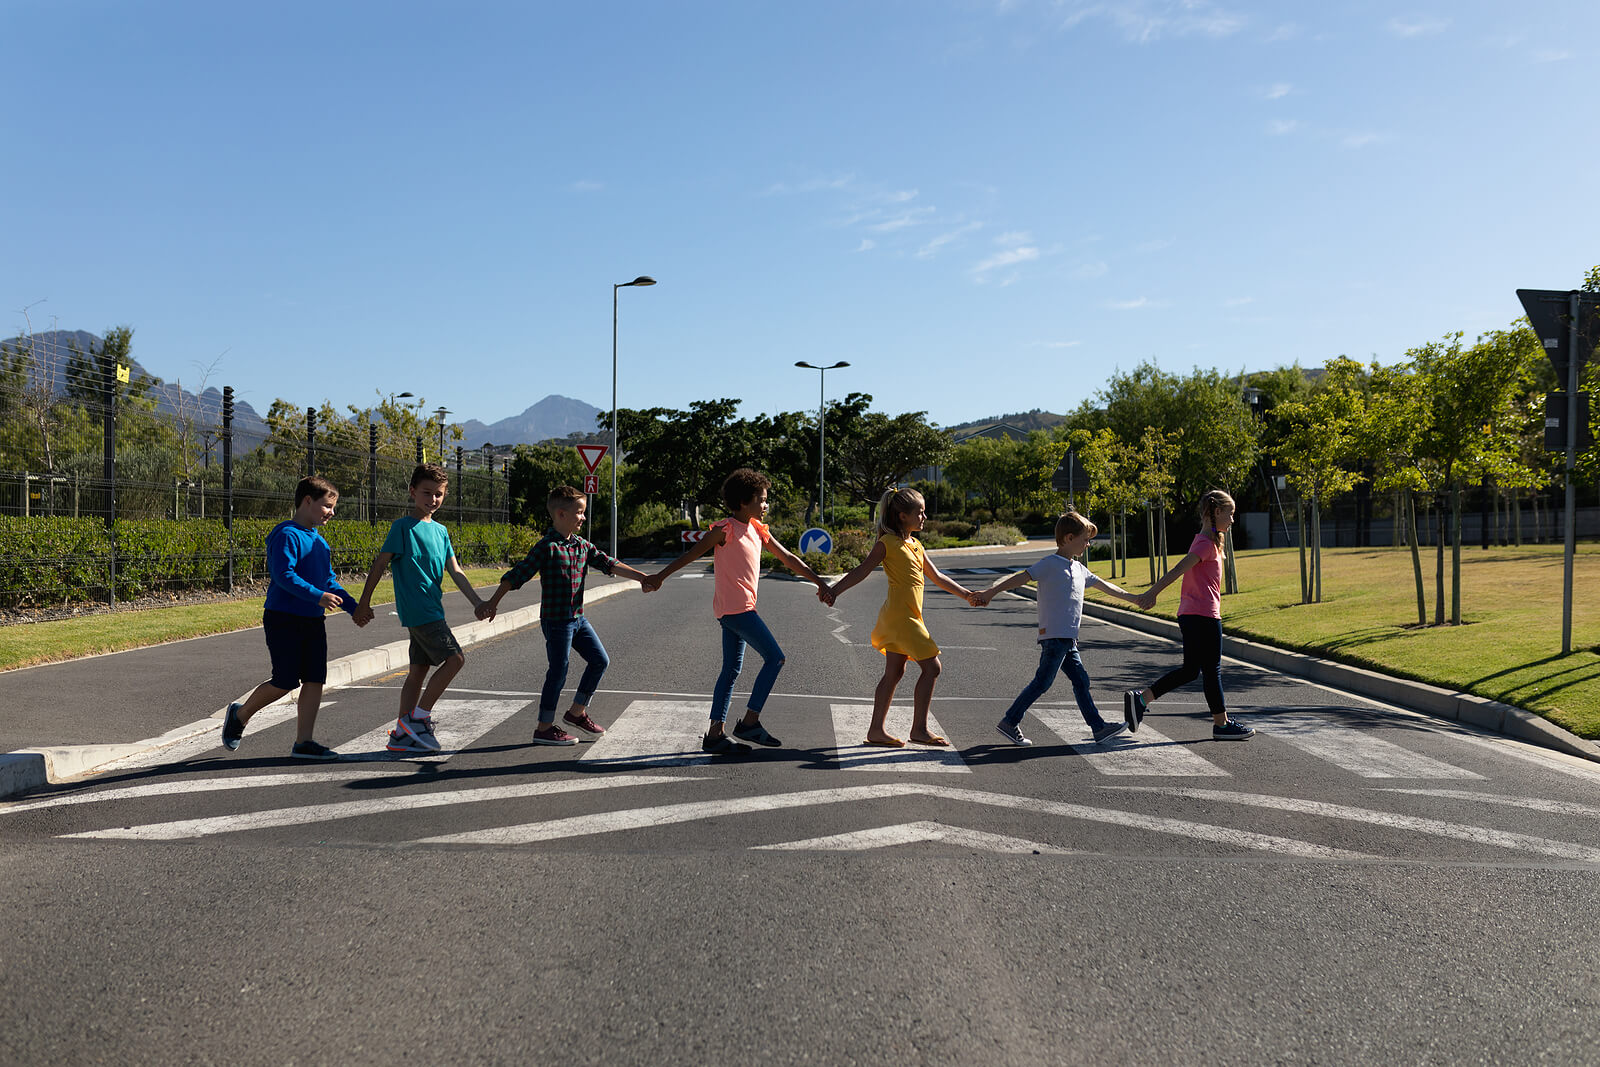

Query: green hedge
left=0, top=515, right=538, bottom=609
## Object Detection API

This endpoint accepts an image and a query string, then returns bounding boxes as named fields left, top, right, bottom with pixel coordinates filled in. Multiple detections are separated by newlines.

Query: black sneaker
left=702, top=733, right=751, bottom=755
left=995, top=721, right=1032, bottom=746
left=1092, top=721, right=1128, bottom=744
left=221, top=702, right=245, bottom=751
left=1213, top=719, right=1255, bottom=741
left=290, top=740, right=341, bottom=760
left=1123, top=691, right=1147, bottom=733
left=732, top=721, right=781, bottom=747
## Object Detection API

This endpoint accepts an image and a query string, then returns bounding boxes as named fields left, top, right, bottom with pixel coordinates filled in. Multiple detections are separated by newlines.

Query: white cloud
left=1133, top=238, right=1173, bottom=254
left=972, top=245, right=1040, bottom=275
left=1534, top=49, right=1571, bottom=63
left=1341, top=131, right=1382, bottom=149
left=869, top=207, right=937, bottom=233
left=1267, top=119, right=1299, bottom=135
left=1108, top=296, right=1151, bottom=310
left=1224, top=296, right=1254, bottom=306
left=1027, top=339, right=1084, bottom=349
left=856, top=239, right=876, bottom=253
left=1071, top=260, right=1109, bottom=280
left=918, top=221, right=983, bottom=258
left=886, top=189, right=920, bottom=203
left=570, top=179, right=603, bottom=192
left=763, top=174, right=855, bottom=196
left=1387, top=17, right=1448, bottom=38
left=1059, top=1, right=1247, bottom=43
left=994, top=230, right=1033, bottom=246
left=1265, top=82, right=1291, bottom=99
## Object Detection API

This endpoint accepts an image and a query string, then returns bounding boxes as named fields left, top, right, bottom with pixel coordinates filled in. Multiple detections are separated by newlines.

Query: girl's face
left=738, top=488, right=769, bottom=522
left=899, top=504, right=926, bottom=534
left=1211, top=504, right=1235, bottom=532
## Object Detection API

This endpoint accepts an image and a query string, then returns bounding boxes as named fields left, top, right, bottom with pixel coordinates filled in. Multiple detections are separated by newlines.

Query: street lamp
left=433, top=406, right=451, bottom=461
left=612, top=275, right=656, bottom=557
left=794, top=361, right=850, bottom=525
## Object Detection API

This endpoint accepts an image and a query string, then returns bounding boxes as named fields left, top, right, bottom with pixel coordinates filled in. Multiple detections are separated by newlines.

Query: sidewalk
left=0, top=573, right=637, bottom=798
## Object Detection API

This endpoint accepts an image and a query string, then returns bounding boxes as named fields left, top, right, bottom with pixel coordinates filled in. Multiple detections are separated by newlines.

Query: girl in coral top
left=827, top=487, right=981, bottom=747
left=646, top=468, right=833, bottom=754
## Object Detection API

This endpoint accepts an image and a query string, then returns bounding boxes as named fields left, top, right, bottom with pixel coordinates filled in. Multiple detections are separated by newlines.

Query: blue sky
left=6, top=0, right=1597, bottom=432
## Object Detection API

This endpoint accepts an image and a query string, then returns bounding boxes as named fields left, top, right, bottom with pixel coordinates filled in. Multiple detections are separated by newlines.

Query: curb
left=0, top=583, right=632, bottom=799
left=1053, top=595, right=1600, bottom=763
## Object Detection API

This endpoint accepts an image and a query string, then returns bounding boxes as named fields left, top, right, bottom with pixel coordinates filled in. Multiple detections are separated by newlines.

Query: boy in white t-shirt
left=974, top=511, right=1145, bottom=746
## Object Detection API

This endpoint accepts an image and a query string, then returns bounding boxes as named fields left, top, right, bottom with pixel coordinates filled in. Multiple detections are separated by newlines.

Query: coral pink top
left=1178, top=532, right=1224, bottom=619
left=711, top=517, right=771, bottom=618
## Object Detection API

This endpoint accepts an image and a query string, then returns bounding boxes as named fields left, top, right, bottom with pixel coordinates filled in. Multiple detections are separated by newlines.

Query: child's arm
left=610, top=560, right=654, bottom=587
left=478, top=578, right=513, bottom=620
left=478, top=543, right=544, bottom=620
left=642, top=528, right=725, bottom=592
left=766, top=539, right=829, bottom=594
left=445, top=554, right=484, bottom=610
left=1088, top=573, right=1144, bottom=607
left=924, top=557, right=977, bottom=604
left=1138, top=551, right=1200, bottom=610
left=353, top=551, right=394, bottom=625
left=825, top=540, right=886, bottom=600
left=972, top=569, right=1032, bottom=606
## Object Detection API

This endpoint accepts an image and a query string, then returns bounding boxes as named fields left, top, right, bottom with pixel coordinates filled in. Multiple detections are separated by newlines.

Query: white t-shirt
left=1026, top=553, right=1103, bottom=641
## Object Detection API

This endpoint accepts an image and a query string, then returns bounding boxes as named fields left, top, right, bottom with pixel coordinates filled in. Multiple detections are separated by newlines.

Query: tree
left=1273, top=358, right=1367, bottom=604
left=831, top=410, right=952, bottom=516
left=1364, top=360, right=1432, bottom=625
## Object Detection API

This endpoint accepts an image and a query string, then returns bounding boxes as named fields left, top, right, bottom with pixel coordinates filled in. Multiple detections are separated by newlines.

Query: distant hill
left=942, top=409, right=1066, bottom=438
left=0, top=329, right=270, bottom=442
left=459, top=395, right=605, bottom=448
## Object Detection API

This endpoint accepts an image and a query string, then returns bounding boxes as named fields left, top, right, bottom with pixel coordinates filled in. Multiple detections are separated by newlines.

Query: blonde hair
left=875, top=487, right=925, bottom=538
left=1054, top=511, right=1097, bottom=544
left=1198, top=489, right=1235, bottom=548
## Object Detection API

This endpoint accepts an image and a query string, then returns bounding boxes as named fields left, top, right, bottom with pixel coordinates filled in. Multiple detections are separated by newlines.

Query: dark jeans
left=1001, top=637, right=1109, bottom=730
left=1151, top=614, right=1226, bottom=716
left=540, top=616, right=609, bottom=723
left=711, top=610, right=785, bottom=724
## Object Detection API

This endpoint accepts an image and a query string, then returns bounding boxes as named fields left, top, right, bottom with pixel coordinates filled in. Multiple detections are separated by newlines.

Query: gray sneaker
left=733, top=720, right=781, bottom=747
left=995, top=721, right=1032, bottom=746
left=290, top=740, right=340, bottom=760
left=221, top=702, right=245, bottom=751
left=1213, top=720, right=1255, bottom=741
left=1092, top=721, right=1128, bottom=744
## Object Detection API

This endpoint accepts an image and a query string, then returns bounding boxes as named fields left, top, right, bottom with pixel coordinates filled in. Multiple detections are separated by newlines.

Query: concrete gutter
left=0, top=584, right=631, bottom=799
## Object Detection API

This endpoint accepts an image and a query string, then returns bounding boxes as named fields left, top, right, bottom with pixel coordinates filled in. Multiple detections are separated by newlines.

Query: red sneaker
left=563, top=711, right=605, bottom=735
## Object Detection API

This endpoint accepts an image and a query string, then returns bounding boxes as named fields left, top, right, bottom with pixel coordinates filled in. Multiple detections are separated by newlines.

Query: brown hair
left=722, top=468, right=771, bottom=514
left=410, top=462, right=449, bottom=488
left=1054, top=511, right=1097, bottom=544
left=1198, top=489, right=1235, bottom=548
left=295, top=475, right=338, bottom=506
left=875, top=487, right=925, bottom=538
left=547, top=485, right=585, bottom=513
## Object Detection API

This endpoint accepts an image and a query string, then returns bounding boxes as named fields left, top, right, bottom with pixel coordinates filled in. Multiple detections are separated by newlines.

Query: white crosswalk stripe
left=828, top=704, right=970, bottom=772
left=1251, top=712, right=1484, bottom=779
left=1030, top=712, right=1231, bottom=776
left=579, top=699, right=722, bottom=767
left=340, top=698, right=530, bottom=762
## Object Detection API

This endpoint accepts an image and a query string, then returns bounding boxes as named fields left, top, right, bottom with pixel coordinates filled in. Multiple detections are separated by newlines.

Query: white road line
left=1109, top=786, right=1600, bottom=864
left=1035, top=715, right=1231, bottom=777
left=0, top=769, right=413, bottom=815
left=825, top=605, right=852, bottom=644
left=1253, top=712, right=1483, bottom=779
left=753, top=821, right=1078, bottom=854
left=63, top=775, right=697, bottom=841
left=829, top=704, right=970, bottom=772
left=1380, top=788, right=1600, bottom=819
left=579, top=699, right=722, bottom=767
left=419, top=782, right=1371, bottom=860
left=97, top=704, right=310, bottom=770
left=339, top=698, right=530, bottom=762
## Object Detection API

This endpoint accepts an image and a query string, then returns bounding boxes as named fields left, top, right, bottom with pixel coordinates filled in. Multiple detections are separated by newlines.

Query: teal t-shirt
left=381, top=515, right=455, bottom=627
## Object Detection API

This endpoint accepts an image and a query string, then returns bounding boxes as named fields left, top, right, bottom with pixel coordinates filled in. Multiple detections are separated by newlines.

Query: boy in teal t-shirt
left=356, top=462, right=486, bottom=754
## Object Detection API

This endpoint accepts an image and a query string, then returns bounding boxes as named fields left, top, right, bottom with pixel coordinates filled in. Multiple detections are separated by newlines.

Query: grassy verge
left=0, top=568, right=508, bottom=673
left=1091, top=544, right=1600, bottom=739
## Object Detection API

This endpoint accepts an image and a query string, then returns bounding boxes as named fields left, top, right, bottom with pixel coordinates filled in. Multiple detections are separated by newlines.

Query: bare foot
left=864, top=733, right=905, bottom=748
left=908, top=732, right=948, bottom=747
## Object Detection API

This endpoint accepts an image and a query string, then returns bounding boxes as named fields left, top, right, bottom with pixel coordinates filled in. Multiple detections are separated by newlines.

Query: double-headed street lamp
left=612, top=275, right=656, bottom=557
left=794, top=360, right=850, bottom=525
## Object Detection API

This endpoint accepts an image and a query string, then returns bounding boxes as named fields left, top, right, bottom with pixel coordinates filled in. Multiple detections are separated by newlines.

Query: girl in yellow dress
left=826, top=487, right=981, bottom=747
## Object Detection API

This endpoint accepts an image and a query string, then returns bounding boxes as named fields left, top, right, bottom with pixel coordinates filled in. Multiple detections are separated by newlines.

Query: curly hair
left=721, top=468, right=771, bottom=514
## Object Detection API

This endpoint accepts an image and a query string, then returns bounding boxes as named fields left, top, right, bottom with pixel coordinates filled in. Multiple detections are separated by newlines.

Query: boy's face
left=736, top=487, right=769, bottom=522
left=1058, top=529, right=1092, bottom=556
left=296, top=491, right=337, bottom=527
left=551, top=499, right=586, bottom=536
left=410, top=478, right=447, bottom=517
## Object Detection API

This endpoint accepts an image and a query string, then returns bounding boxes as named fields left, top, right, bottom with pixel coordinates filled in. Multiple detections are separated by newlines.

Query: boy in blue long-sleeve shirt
left=221, top=476, right=368, bottom=759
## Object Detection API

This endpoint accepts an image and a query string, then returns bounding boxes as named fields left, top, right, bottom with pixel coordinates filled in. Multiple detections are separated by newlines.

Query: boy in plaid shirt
left=478, top=485, right=651, bottom=745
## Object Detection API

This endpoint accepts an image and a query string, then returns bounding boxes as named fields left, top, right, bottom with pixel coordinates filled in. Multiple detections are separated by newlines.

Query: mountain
left=0, top=329, right=270, bottom=442
left=942, top=409, right=1066, bottom=437
left=458, top=395, right=605, bottom=448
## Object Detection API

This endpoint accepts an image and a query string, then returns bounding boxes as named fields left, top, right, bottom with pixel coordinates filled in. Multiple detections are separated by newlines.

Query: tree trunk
left=1297, top=496, right=1309, bottom=604
left=1433, top=496, right=1445, bottom=627
left=1158, top=501, right=1169, bottom=576
left=1407, top=490, right=1426, bottom=626
left=1450, top=483, right=1462, bottom=625
left=1223, top=526, right=1238, bottom=594
left=1513, top=487, right=1523, bottom=547
left=1145, top=505, right=1156, bottom=588
left=1312, top=492, right=1323, bottom=603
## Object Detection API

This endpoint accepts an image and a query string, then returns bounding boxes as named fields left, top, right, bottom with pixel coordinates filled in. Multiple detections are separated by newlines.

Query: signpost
left=1050, top=448, right=1092, bottom=509
left=798, top=528, right=833, bottom=556
left=577, top=444, right=608, bottom=534
left=1517, top=289, right=1600, bottom=654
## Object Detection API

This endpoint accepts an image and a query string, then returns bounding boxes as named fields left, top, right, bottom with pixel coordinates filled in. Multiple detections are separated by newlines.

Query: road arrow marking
left=753, top=821, right=1078, bottom=854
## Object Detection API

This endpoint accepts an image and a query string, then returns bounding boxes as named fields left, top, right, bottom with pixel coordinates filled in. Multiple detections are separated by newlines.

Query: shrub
left=974, top=523, right=1025, bottom=546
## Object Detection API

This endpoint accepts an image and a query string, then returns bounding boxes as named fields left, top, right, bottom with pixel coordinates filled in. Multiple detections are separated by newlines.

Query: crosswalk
left=10, top=690, right=1600, bottom=865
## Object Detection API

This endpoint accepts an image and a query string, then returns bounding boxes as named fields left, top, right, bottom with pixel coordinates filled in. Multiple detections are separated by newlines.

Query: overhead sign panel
left=1050, top=449, right=1092, bottom=492
left=1517, top=289, right=1600, bottom=382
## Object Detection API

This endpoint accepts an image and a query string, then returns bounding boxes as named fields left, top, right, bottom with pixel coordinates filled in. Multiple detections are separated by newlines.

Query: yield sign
left=576, top=444, right=608, bottom=473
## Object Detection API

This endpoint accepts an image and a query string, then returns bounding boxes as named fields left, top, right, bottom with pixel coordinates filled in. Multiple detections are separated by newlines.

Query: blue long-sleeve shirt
left=262, top=520, right=356, bottom=617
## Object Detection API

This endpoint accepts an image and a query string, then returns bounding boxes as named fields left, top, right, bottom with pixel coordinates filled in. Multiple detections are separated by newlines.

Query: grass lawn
left=0, top=568, right=508, bottom=675
left=1092, top=544, right=1600, bottom=739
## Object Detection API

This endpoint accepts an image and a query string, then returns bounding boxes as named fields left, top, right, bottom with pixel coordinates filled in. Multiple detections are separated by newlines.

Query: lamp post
left=794, top=361, right=850, bottom=524
left=612, top=275, right=656, bottom=557
left=433, top=406, right=451, bottom=461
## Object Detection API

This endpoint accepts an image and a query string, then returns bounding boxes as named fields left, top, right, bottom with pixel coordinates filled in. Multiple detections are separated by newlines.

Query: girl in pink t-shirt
left=1123, top=490, right=1255, bottom=741
left=645, top=469, right=832, bottom=754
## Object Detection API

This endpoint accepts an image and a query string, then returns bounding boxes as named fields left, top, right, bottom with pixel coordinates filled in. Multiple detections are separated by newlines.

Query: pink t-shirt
left=711, top=517, right=771, bottom=618
left=1177, top=532, right=1223, bottom=619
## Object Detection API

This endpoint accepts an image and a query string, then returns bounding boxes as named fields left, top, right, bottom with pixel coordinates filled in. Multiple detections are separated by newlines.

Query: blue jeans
left=1001, top=637, right=1109, bottom=730
left=540, top=616, right=609, bottom=724
left=711, top=611, right=785, bottom=724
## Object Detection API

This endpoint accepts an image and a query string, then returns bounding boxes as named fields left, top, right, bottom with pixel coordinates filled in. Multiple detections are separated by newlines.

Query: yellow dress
left=870, top=533, right=941, bottom=660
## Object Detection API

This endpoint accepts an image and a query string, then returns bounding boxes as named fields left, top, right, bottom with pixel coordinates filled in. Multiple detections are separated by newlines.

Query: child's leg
left=1143, top=616, right=1207, bottom=709
left=868, top=653, right=909, bottom=743
left=418, top=651, right=465, bottom=711
left=566, top=618, right=610, bottom=714
left=1182, top=616, right=1228, bottom=724
left=1000, top=640, right=1068, bottom=728
left=708, top=617, right=747, bottom=738
left=720, top=612, right=784, bottom=728
left=1058, top=641, right=1110, bottom=730
left=234, top=680, right=292, bottom=724
left=294, top=682, right=323, bottom=744
left=538, top=619, right=578, bottom=726
left=399, top=664, right=430, bottom=719
left=908, top=655, right=944, bottom=742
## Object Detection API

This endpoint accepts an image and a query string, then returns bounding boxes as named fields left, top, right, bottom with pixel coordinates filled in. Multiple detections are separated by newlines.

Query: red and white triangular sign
left=576, top=444, right=609, bottom=473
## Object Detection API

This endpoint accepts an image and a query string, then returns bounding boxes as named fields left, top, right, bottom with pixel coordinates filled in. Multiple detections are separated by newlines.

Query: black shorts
left=263, top=609, right=329, bottom=689
left=408, top=618, right=463, bottom=667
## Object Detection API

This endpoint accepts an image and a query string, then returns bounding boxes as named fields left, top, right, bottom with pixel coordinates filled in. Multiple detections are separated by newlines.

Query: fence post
left=368, top=423, right=378, bottom=524
left=21, top=471, right=28, bottom=518
left=306, top=407, right=317, bottom=477
left=104, top=347, right=117, bottom=608
left=456, top=446, right=464, bottom=525
left=223, top=386, right=234, bottom=594
left=415, top=436, right=423, bottom=465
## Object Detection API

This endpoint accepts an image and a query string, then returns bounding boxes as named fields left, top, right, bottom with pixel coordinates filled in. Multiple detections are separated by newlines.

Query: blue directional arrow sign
left=798, top=528, right=833, bottom=555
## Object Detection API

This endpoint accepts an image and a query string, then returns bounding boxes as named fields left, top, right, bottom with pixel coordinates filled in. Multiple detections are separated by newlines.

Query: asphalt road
left=6, top=545, right=1600, bottom=1065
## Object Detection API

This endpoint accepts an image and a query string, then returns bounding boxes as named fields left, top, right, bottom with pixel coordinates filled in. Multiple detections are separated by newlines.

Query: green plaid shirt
left=501, top=529, right=618, bottom=620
